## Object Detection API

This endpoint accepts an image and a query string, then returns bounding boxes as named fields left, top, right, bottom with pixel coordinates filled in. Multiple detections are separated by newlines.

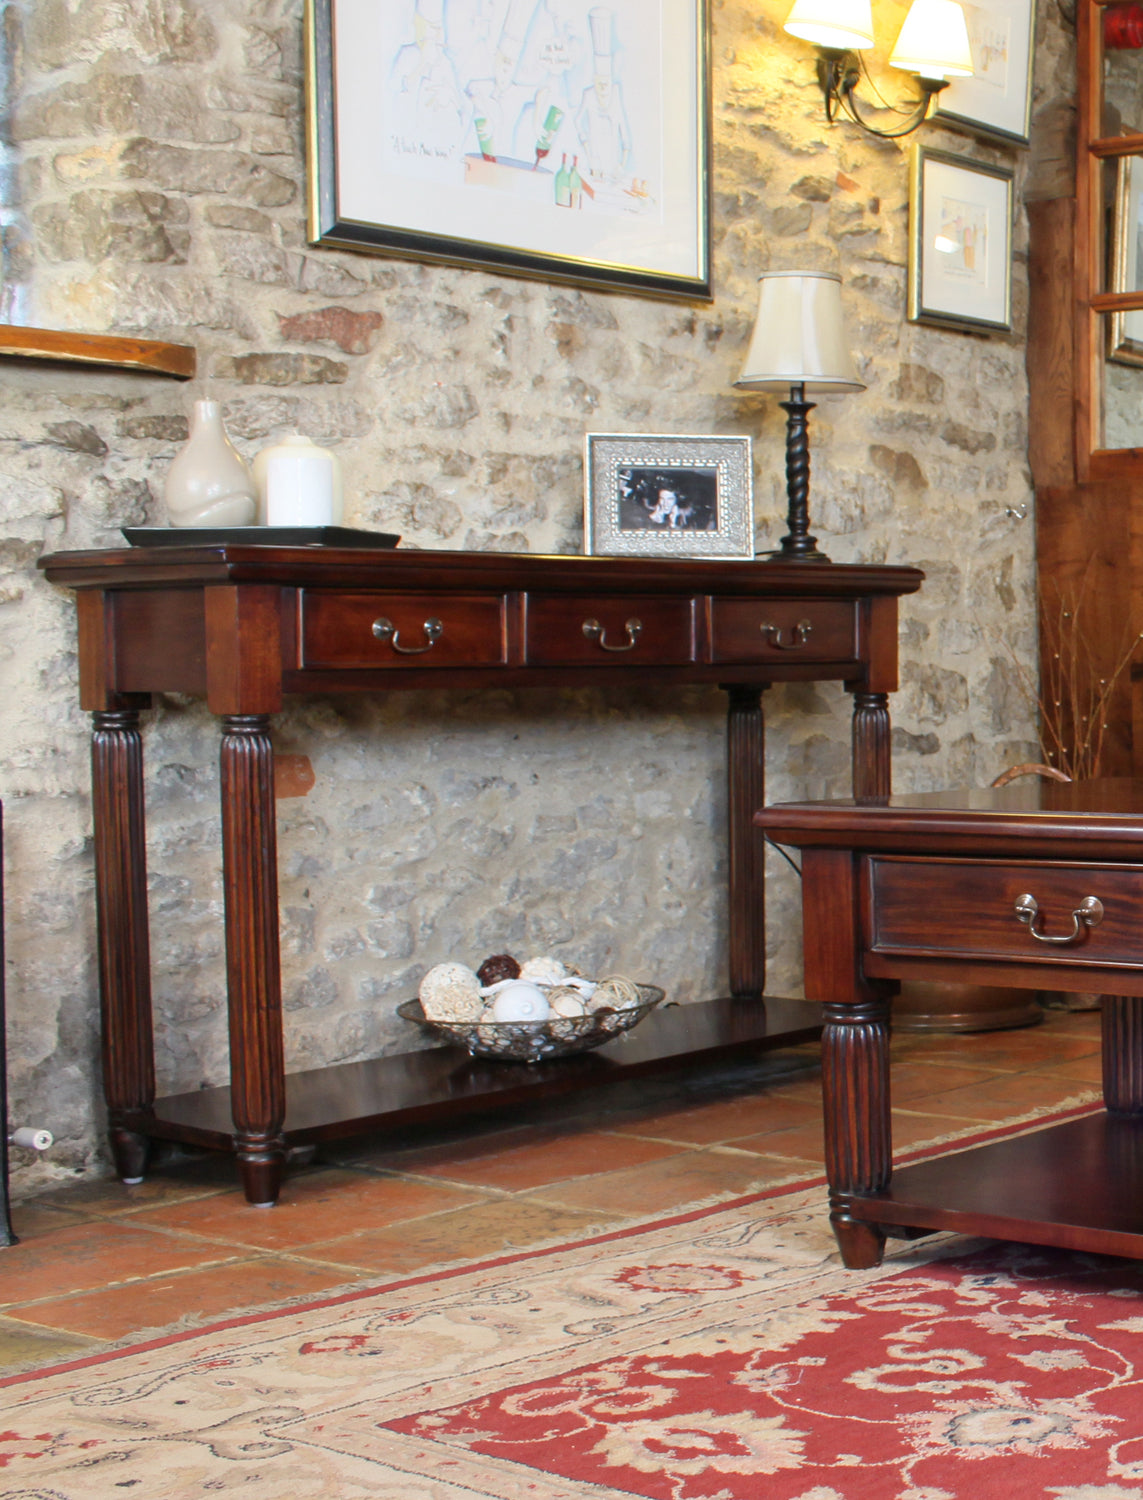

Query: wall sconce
left=735, top=271, right=865, bottom=564
left=784, top=0, right=973, bottom=138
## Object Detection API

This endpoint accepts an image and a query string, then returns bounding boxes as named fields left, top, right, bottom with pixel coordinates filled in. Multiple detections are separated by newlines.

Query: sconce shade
left=783, top=0, right=874, bottom=51
left=735, top=271, right=865, bottom=395
left=889, top=0, right=973, bottom=79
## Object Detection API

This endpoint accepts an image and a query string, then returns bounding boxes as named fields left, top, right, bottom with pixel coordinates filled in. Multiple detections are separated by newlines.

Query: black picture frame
left=305, top=0, right=712, bottom=301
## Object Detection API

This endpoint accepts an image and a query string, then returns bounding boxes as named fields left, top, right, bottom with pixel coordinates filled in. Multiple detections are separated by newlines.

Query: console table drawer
left=300, top=592, right=506, bottom=669
left=522, top=594, right=695, bottom=665
left=869, top=856, right=1143, bottom=966
left=710, top=599, right=856, bottom=663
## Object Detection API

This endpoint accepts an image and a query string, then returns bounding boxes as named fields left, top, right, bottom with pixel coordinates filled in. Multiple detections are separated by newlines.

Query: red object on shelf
left=1106, top=3, right=1143, bottom=49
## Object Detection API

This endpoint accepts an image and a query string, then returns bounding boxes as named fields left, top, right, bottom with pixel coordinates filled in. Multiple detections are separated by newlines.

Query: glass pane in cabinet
left=1103, top=312, right=1143, bottom=449
left=1105, top=11, right=1143, bottom=133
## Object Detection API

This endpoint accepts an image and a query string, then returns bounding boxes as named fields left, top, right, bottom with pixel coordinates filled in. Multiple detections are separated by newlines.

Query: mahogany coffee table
left=758, top=780, right=1143, bottom=1269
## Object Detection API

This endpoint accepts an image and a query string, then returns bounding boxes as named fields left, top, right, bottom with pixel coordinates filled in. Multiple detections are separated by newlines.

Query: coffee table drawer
left=710, top=599, right=856, bottom=663
left=300, top=592, right=506, bottom=669
left=869, top=856, right=1143, bottom=966
left=523, top=594, right=695, bottom=665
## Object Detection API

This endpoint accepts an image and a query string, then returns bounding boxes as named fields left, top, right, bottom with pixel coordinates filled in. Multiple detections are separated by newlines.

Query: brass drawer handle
left=1014, top=892, right=1104, bottom=945
left=582, top=617, right=642, bottom=652
left=759, top=618, right=813, bottom=650
left=371, top=616, right=443, bottom=654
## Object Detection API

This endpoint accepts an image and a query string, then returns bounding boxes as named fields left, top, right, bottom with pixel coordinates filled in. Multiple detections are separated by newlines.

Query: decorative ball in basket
left=400, top=952, right=664, bottom=1062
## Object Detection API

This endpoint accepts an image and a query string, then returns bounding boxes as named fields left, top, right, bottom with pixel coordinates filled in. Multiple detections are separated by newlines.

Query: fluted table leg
left=220, top=714, right=285, bottom=1206
left=851, top=690, right=890, bottom=803
left=725, top=686, right=768, bottom=998
left=1103, top=995, right=1143, bottom=1115
left=91, top=708, right=155, bottom=1183
left=823, top=995, right=891, bottom=1267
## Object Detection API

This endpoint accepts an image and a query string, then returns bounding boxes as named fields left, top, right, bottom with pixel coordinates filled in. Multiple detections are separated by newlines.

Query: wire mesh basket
left=397, top=985, right=665, bottom=1062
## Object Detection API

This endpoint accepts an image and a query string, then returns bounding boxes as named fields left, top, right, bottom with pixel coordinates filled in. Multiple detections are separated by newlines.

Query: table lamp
left=735, top=270, right=865, bottom=562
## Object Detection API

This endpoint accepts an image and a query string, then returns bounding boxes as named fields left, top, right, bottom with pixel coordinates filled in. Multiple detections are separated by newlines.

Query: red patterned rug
left=4, top=1103, right=1139, bottom=1500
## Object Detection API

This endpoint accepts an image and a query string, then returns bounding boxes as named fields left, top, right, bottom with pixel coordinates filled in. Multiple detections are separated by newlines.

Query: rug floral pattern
left=4, top=1143, right=1143, bottom=1498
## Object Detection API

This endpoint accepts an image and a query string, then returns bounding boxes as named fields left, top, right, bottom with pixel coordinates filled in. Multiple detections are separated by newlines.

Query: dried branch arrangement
left=1003, top=575, right=1142, bottom=781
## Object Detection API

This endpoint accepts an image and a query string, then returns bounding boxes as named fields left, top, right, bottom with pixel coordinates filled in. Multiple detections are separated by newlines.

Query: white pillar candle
left=264, top=449, right=335, bottom=526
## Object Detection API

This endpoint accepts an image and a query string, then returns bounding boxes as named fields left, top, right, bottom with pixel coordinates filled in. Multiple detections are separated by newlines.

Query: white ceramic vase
left=252, top=433, right=344, bottom=527
left=165, top=400, right=257, bottom=528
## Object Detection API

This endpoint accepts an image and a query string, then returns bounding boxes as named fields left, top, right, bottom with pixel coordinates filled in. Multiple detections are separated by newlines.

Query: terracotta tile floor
left=0, top=1006, right=1102, bottom=1375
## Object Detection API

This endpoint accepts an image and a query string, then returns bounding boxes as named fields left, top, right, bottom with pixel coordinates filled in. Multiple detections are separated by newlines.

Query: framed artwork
left=908, top=148, right=1013, bottom=334
left=933, top=0, right=1035, bottom=146
left=305, top=0, right=712, bottom=301
left=584, top=433, right=753, bottom=559
left=1111, top=155, right=1143, bottom=367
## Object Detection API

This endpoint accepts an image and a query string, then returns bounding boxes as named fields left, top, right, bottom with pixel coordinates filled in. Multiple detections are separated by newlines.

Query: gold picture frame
left=1111, top=155, right=1143, bottom=367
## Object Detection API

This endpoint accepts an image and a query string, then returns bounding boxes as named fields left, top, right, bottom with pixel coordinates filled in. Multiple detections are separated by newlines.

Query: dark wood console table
left=39, top=544, right=922, bottom=1204
left=758, top=781, right=1143, bottom=1268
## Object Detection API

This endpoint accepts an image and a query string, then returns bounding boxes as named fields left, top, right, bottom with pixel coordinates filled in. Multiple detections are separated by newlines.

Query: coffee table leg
left=822, top=996, right=891, bottom=1267
left=1103, top=995, right=1143, bottom=1115
left=220, top=714, right=286, bottom=1206
left=92, top=708, right=155, bottom=1183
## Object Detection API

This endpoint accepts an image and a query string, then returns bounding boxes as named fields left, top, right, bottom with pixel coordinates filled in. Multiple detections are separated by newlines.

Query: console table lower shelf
left=127, top=995, right=822, bottom=1159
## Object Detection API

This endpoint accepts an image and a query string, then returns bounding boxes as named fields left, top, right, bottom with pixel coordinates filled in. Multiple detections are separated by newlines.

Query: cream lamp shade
left=783, top=0, right=874, bottom=51
left=889, top=0, right=973, bottom=79
left=735, top=271, right=865, bottom=395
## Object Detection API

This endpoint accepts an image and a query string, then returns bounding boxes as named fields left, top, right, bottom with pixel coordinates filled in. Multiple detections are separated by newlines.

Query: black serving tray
left=122, top=526, right=400, bottom=549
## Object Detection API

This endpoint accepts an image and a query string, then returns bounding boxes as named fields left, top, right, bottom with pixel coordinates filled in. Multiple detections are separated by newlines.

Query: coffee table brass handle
left=371, top=616, right=442, bottom=654
left=760, top=619, right=813, bottom=650
left=1014, top=892, right=1104, bottom=944
left=582, top=617, right=642, bottom=652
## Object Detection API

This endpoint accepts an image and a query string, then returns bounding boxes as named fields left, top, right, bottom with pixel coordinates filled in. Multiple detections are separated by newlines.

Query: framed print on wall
left=305, top=0, right=712, bottom=301
left=908, top=148, right=1014, bottom=334
left=933, top=0, right=1035, bottom=146
left=584, top=433, right=753, bottom=559
left=1111, top=155, right=1143, bottom=367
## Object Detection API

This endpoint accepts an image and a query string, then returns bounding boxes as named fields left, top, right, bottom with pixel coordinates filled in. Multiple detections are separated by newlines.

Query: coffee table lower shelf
left=843, top=1112, right=1143, bottom=1259
left=126, top=995, right=823, bottom=1158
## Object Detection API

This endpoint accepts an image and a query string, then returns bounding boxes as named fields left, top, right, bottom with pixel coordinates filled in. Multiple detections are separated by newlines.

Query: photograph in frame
left=932, top=0, right=1035, bottom=146
left=305, top=0, right=711, bottom=300
left=1110, top=154, right=1143, bottom=367
left=908, top=147, right=1013, bottom=334
left=584, top=433, right=753, bottom=559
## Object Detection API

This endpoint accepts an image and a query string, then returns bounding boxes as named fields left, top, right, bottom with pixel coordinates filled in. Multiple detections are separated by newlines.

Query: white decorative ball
left=491, top=981, right=552, bottom=1022
left=419, top=962, right=483, bottom=1022
left=549, top=989, right=587, bottom=1018
left=519, top=955, right=567, bottom=986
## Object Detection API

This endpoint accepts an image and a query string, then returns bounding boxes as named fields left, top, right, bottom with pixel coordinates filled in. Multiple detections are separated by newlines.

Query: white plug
left=9, top=1128, right=53, bottom=1151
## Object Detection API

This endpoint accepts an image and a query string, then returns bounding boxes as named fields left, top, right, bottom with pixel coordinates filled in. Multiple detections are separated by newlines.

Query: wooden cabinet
left=1030, top=2, right=1143, bottom=776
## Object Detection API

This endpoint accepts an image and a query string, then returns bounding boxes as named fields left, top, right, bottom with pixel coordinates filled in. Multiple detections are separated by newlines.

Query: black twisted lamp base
left=765, top=382, right=831, bottom=563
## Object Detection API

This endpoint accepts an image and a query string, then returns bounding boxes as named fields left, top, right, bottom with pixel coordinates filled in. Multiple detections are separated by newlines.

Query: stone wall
left=1, top=0, right=1065, bottom=1190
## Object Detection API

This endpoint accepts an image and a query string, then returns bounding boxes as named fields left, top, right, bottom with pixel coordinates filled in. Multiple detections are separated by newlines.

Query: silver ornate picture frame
left=583, top=433, right=753, bottom=559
